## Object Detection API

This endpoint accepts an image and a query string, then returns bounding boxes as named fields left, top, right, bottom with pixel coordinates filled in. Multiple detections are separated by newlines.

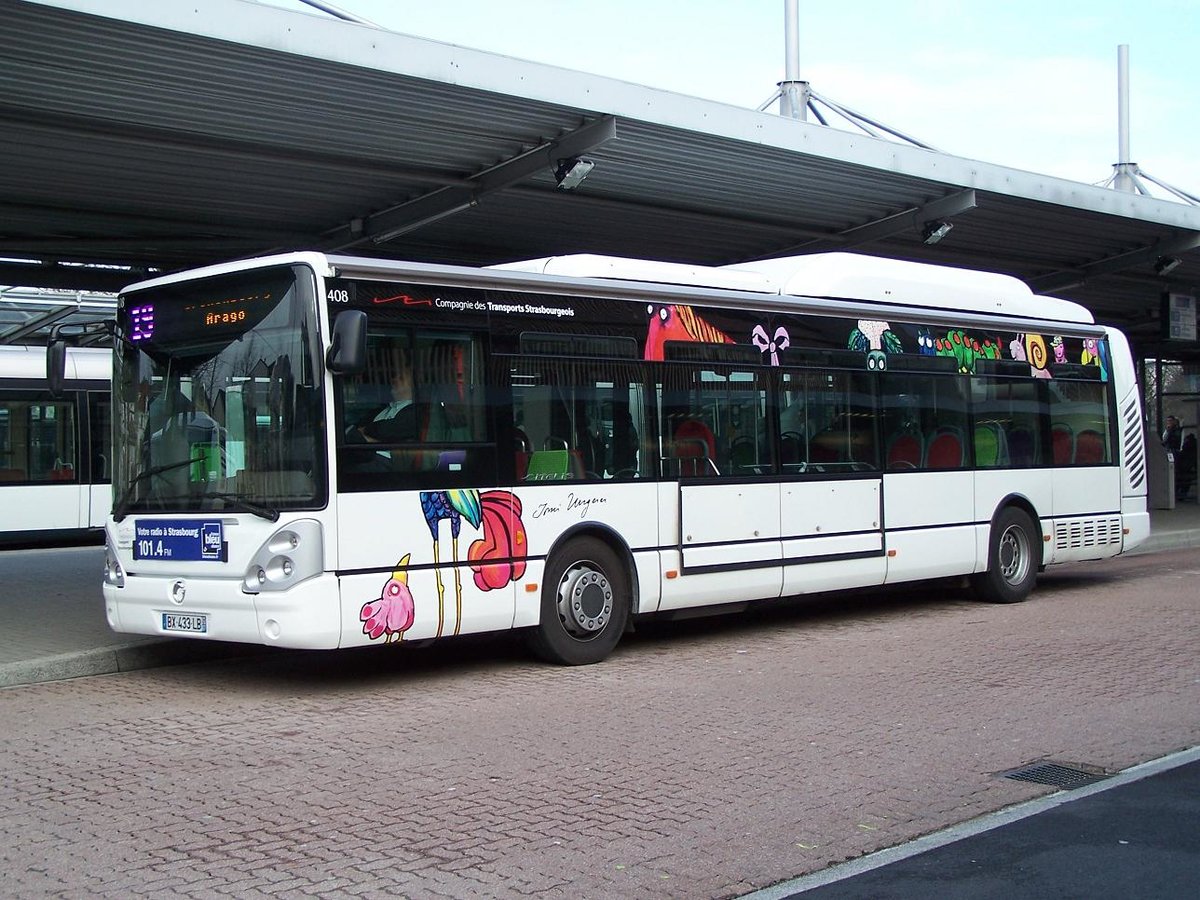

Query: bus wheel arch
left=528, top=527, right=634, bottom=666
left=973, top=499, right=1042, bottom=604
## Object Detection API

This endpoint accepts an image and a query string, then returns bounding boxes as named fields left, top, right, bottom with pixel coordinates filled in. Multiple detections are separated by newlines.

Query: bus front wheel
left=529, top=537, right=629, bottom=665
left=973, top=507, right=1040, bottom=604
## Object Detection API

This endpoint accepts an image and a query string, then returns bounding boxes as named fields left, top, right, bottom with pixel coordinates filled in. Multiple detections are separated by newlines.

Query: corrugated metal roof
left=1, top=0, right=1198, bottom=359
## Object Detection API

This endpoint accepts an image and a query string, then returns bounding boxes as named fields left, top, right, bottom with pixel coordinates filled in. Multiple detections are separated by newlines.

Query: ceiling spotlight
left=1154, top=255, right=1182, bottom=276
left=922, top=220, right=953, bottom=245
left=554, top=156, right=595, bottom=191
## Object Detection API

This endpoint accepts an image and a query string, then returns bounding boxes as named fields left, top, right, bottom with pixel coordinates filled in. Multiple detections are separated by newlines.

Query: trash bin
left=1147, top=443, right=1176, bottom=510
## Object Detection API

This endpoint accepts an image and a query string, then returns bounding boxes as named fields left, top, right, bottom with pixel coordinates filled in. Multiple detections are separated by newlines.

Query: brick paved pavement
left=1, top=547, right=1198, bottom=898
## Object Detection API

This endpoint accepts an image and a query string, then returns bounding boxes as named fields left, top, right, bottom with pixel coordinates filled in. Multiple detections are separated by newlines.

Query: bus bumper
left=1122, top=507, right=1150, bottom=553
left=103, top=572, right=341, bottom=649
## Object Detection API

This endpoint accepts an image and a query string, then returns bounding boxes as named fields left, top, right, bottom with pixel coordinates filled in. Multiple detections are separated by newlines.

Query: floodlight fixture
left=554, top=156, right=595, bottom=191
left=1154, top=255, right=1182, bottom=276
left=922, top=220, right=953, bottom=245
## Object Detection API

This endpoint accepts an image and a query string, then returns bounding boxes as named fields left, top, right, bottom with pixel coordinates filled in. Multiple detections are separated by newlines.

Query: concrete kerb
left=0, top=639, right=264, bottom=689
left=1128, top=528, right=1200, bottom=556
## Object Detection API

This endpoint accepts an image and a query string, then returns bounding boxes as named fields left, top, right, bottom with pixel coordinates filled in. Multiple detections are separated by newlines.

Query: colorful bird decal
left=644, top=304, right=734, bottom=361
left=420, top=489, right=482, bottom=637
left=360, top=555, right=415, bottom=643
left=361, top=491, right=528, bottom=645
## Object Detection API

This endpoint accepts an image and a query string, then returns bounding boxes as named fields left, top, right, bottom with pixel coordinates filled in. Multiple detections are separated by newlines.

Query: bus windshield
left=111, top=264, right=325, bottom=519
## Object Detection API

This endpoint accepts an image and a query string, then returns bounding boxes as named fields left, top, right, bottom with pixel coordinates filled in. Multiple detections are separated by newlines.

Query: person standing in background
left=1162, top=414, right=1182, bottom=452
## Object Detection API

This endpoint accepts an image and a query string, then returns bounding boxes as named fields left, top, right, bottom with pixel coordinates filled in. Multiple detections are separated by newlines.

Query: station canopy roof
left=3, top=0, right=1200, bottom=357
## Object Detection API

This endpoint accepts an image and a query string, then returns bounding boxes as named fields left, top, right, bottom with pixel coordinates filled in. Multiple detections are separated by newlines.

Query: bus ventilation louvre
left=1002, top=761, right=1109, bottom=790
left=1123, top=398, right=1146, bottom=490
left=1054, top=517, right=1123, bottom=551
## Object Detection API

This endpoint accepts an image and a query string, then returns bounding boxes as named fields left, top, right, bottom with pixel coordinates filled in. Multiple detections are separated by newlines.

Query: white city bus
left=90, top=251, right=1148, bottom=664
left=0, top=344, right=111, bottom=544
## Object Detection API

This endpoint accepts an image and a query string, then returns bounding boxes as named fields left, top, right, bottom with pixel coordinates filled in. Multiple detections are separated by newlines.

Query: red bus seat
left=1051, top=423, right=1074, bottom=465
left=886, top=433, right=923, bottom=469
left=925, top=428, right=964, bottom=469
left=1074, top=429, right=1106, bottom=464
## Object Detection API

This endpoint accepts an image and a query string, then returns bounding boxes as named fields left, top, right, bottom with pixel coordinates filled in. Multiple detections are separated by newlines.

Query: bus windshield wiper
left=203, top=492, right=280, bottom=523
left=112, top=455, right=206, bottom=522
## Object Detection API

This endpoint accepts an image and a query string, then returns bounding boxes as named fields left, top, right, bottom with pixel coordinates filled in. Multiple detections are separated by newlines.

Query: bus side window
left=658, top=366, right=769, bottom=478
left=878, top=372, right=970, bottom=470
left=1047, top=379, right=1112, bottom=465
left=511, top=358, right=647, bottom=483
left=969, top=376, right=1043, bottom=468
left=337, top=330, right=496, bottom=488
left=784, top=369, right=877, bottom=472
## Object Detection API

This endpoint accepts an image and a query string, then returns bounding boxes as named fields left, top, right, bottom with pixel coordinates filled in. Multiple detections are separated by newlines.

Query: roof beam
left=508, top=185, right=831, bottom=242
left=0, top=263, right=142, bottom=292
left=0, top=104, right=472, bottom=188
left=323, top=116, right=618, bottom=250
left=1027, top=232, right=1200, bottom=293
left=753, top=189, right=978, bottom=259
left=0, top=200, right=319, bottom=245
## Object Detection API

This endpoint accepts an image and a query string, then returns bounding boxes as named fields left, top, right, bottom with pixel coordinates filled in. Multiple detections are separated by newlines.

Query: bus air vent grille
left=1054, top=516, right=1123, bottom=550
left=1122, top=398, right=1146, bottom=489
left=1002, top=761, right=1109, bottom=790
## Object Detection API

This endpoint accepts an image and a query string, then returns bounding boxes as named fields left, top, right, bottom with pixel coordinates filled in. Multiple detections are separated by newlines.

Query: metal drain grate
left=1002, top=761, right=1109, bottom=790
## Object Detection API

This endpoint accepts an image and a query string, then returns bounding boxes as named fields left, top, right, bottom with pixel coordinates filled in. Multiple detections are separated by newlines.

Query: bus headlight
left=243, top=519, right=323, bottom=594
left=103, top=539, right=125, bottom=588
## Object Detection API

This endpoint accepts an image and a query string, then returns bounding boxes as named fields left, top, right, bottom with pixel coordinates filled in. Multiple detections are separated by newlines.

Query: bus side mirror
left=47, top=339, right=67, bottom=398
left=326, top=309, right=367, bottom=374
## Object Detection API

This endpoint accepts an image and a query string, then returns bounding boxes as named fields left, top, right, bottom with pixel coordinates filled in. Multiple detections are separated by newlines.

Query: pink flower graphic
left=360, top=555, right=415, bottom=642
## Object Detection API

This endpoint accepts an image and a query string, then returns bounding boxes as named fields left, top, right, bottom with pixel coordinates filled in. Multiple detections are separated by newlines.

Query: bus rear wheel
left=973, top=507, right=1040, bottom=604
left=529, top=537, right=629, bottom=665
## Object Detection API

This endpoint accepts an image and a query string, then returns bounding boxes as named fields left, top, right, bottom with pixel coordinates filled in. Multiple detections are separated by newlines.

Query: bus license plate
left=162, top=613, right=208, bottom=634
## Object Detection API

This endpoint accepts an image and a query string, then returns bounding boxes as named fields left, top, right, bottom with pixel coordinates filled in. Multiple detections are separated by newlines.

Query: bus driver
left=351, top=349, right=418, bottom=444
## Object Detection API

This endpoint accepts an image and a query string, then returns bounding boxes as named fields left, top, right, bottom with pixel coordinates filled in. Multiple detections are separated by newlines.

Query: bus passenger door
left=879, top=371, right=975, bottom=583
left=778, top=368, right=886, bottom=595
left=658, top=365, right=782, bottom=610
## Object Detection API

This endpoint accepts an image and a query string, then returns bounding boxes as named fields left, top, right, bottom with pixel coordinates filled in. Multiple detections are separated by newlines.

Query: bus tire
left=528, top=537, right=629, bottom=665
left=972, top=507, right=1040, bottom=604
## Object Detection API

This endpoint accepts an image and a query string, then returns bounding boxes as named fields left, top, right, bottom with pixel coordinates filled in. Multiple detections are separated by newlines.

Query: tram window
left=88, top=392, right=113, bottom=482
left=0, top=395, right=76, bottom=482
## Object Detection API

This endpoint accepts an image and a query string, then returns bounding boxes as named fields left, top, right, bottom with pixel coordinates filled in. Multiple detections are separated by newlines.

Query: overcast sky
left=257, top=0, right=1199, bottom=199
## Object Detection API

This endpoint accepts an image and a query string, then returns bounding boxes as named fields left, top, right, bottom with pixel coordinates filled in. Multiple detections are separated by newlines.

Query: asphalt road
left=773, top=756, right=1200, bottom=899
